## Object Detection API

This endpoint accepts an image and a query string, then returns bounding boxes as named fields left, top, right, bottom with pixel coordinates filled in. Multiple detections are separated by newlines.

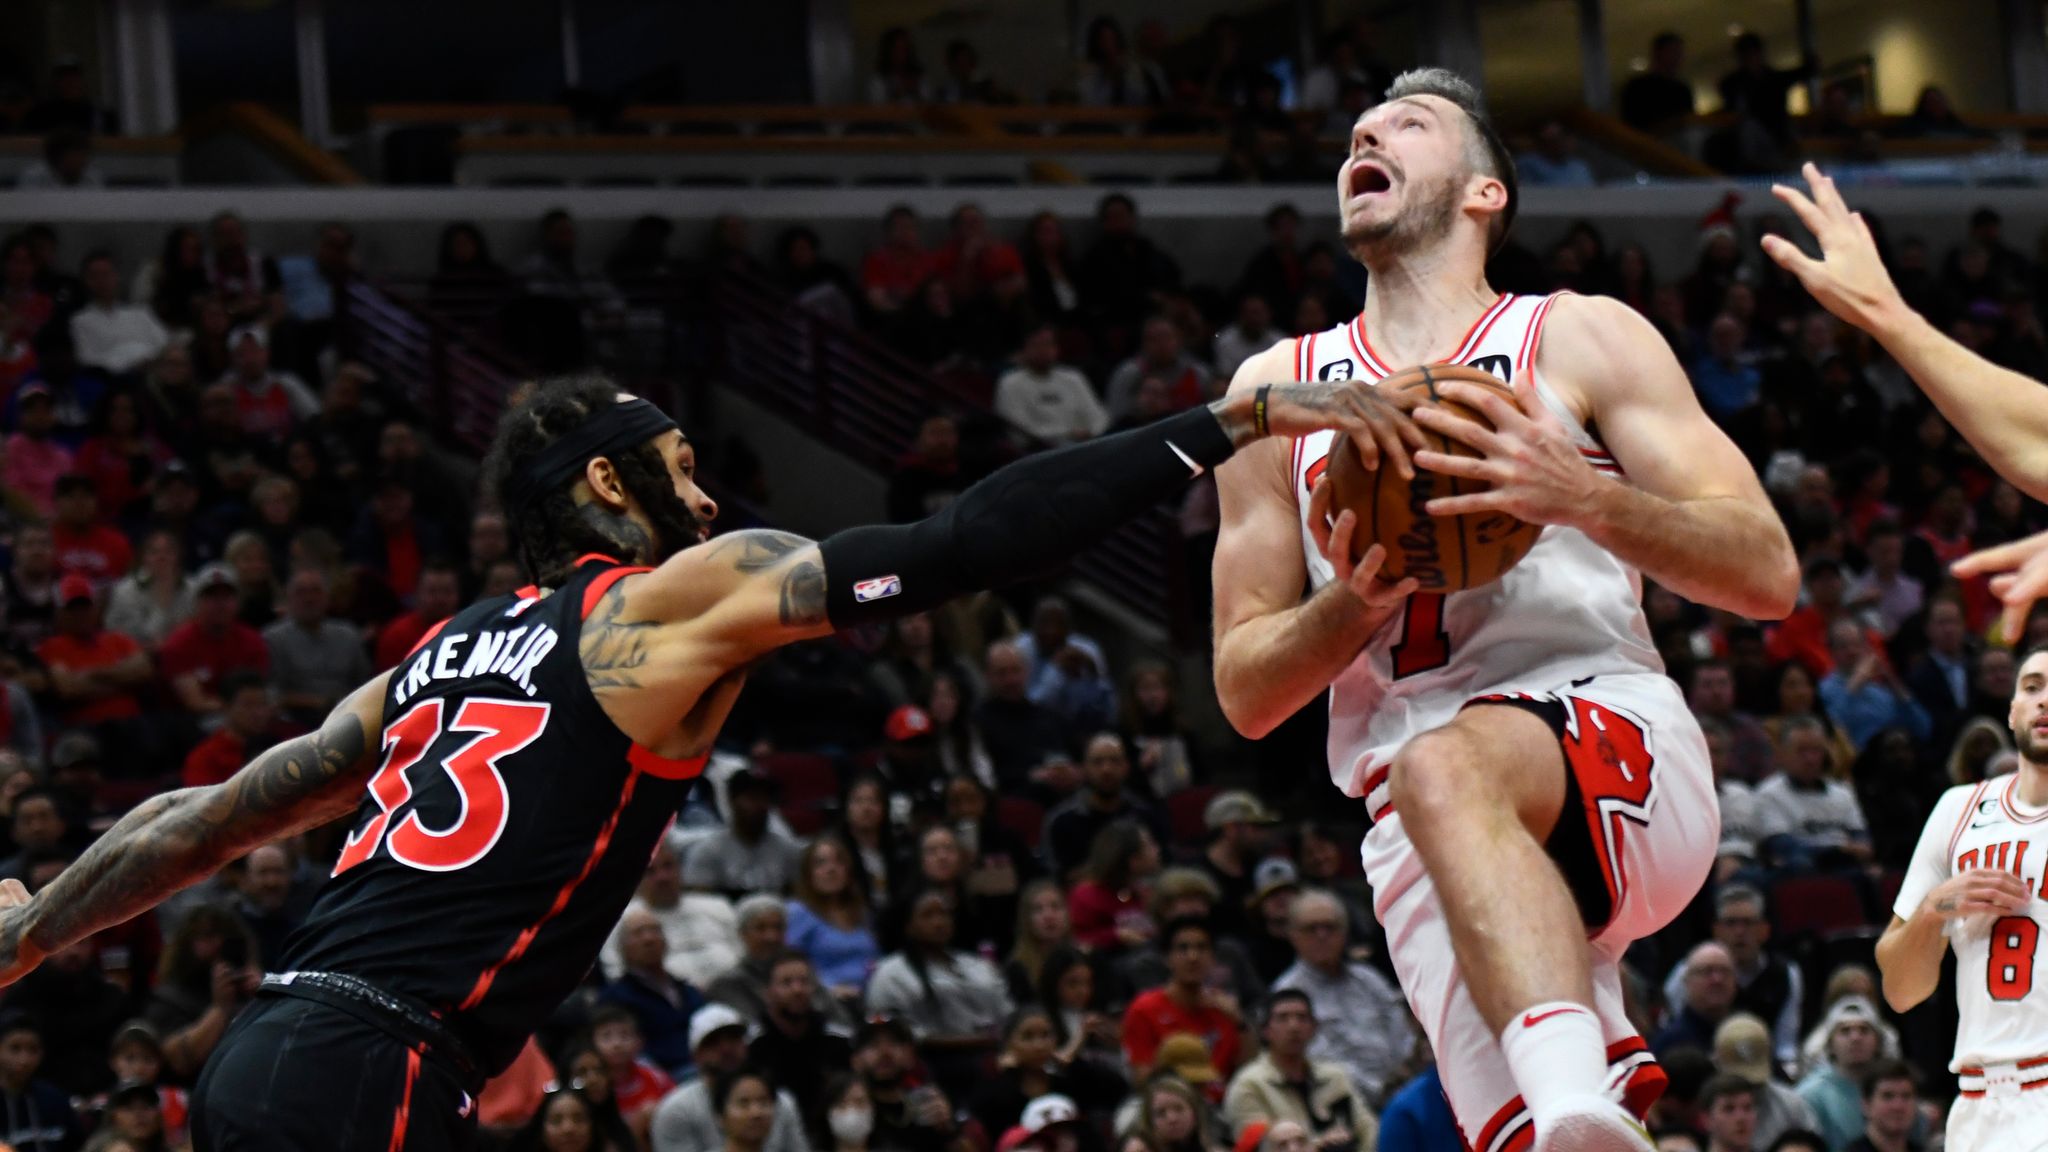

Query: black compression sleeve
left=819, top=405, right=1237, bottom=627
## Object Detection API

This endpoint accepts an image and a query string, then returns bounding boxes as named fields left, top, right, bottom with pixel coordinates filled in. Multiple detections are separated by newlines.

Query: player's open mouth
left=1349, top=162, right=1392, bottom=198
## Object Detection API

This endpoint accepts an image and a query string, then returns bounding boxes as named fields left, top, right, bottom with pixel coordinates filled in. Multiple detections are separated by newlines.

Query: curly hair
left=482, top=373, right=699, bottom=587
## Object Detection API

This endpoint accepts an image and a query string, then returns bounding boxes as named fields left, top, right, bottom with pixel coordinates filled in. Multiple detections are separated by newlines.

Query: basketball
left=1324, top=363, right=1543, bottom=592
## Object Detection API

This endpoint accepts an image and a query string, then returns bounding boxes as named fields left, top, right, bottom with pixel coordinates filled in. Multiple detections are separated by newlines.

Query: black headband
left=501, top=397, right=679, bottom=515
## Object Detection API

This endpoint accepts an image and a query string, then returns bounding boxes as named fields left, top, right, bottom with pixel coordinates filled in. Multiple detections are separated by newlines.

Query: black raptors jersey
left=279, top=555, right=706, bottom=1075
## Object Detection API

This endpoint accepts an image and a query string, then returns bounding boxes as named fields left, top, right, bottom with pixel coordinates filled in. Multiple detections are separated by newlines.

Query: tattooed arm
left=0, top=674, right=388, bottom=986
left=630, top=382, right=1404, bottom=669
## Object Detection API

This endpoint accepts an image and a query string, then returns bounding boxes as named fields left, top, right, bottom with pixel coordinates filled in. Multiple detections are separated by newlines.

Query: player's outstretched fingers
left=1438, top=381, right=1531, bottom=435
left=1769, top=181, right=1829, bottom=238
left=1411, top=449, right=1494, bottom=482
left=1410, top=405, right=1503, bottom=458
left=1760, top=233, right=1821, bottom=282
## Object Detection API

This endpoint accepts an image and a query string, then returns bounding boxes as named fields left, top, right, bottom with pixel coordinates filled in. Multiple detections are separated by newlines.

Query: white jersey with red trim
left=1895, top=775, right=2048, bottom=1072
left=1290, top=292, right=1662, bottom=811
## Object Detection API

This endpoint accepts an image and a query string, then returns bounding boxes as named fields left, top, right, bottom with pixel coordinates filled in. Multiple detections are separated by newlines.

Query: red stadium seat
left=1167, top=785, right=1221, bottom=848
left=1771, top=875, right=1866, bottom=939
left=998, top=796, right=1045, bottom=851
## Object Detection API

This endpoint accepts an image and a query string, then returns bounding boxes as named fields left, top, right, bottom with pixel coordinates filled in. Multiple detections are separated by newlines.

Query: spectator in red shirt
left=1121, top=916, right=1243, bottom=1092
left=218, top=326, right=317, bottom=444
left=158, top=563, right=269, bottom=726
left=1766, top=558, right=1856, bottom=678
left=1067, top=819, right=1162, bottom=953
left=374, top=560, right=463, bottom=671
left=181, top=671, right=275, bottom=788
left=591, top=1004, right=674, bottom=1126
left=350, top=473, right=448, bottom=606
left=37, top=573, right=152, bottom=728
left=4, top=381, right=74, bottom=517
left=74, top=388, right=172, bottom=521
left=933, top=203, right=1025, bottom=308
left=50, top=474, right=132, bottom=588
left=860, top=206, right=933, bottom=316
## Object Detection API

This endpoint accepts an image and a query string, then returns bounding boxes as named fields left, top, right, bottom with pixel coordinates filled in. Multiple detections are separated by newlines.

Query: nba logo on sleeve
left=853, top=575, right=902, bottom=603
left=1319, top=360, right=1355, bottom=381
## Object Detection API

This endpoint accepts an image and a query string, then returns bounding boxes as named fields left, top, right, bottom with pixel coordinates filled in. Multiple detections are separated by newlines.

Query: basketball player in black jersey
left=0, top=371, right=1415, bottom=1150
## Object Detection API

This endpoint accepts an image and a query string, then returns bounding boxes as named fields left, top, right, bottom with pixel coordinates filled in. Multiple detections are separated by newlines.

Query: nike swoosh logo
left=1522, top=1006, right=1587, bottom=1028
left=1166, top=439, right=1203, bottom=478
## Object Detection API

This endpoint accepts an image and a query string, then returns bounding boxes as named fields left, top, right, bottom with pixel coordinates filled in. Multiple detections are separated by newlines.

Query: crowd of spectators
left=0, top=140, right=2044, bottom=1152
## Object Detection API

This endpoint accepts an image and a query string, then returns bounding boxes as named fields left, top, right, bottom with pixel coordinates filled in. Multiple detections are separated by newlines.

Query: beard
left=1342, top=165, right=1465, bottom=256
left=2018, top=723, right=2048, bottom=765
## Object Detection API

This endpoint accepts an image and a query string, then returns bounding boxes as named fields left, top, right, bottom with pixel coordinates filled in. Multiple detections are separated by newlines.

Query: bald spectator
left=599, top=906, right=705, bottom=1080
left=1042, top=734, right=1163, bottom=882
left=1660, top=885, right=1805, bottom=1068
left=263, top=567, right=370, bottom=730
left=1273, top=889, right=1417, bottom=1108
left=235, top=843, right=308, bottom=967
left=975, top=641, right=1077, bottom=801
left=1652, top=942, right=1740, bottom=1056
left=599, top=840, right=743, bottom=989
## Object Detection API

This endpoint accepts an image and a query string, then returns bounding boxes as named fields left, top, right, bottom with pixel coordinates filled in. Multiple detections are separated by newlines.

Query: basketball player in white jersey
left=1212, top=69, right=1799, bottom=1152
left=1878, top=644, right=2048, bottom=1151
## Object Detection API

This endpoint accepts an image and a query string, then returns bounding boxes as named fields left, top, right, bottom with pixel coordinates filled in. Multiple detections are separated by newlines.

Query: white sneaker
left=1536, top=1095, right=1654, bottom=1152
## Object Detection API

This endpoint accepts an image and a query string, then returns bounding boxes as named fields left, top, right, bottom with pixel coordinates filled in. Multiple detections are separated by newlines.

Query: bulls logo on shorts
left=1319, top=359, right=1355, bottom=381
left=1466, top=354, right=1511, bottom=382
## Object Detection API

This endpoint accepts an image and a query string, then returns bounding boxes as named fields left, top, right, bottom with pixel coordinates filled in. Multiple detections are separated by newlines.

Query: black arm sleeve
left=819, top=405, right=1237, bottom=627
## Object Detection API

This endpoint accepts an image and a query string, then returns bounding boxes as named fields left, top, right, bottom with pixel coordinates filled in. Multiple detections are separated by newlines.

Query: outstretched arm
left=646, top=379, right=1422, bottom=667
left=0, top=673, right=389, bottom=984
left=1763, top=162, right=2048, bottom=500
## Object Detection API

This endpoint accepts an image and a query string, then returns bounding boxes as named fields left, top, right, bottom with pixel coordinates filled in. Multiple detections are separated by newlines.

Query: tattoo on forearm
left=19, top=711, right=368, bottom=956
left=1936, top=897, right=1957, bottom=915
left=778, top=561, right=828, bottom=626
left=581, top=583, right=660, bottom=691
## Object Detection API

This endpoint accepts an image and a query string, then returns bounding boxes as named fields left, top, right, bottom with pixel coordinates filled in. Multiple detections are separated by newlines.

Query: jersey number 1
left=334, top=697, right=552, bottom=876
left=1991, top=916, right=2040, bottom=1000
left=1392, top=593, right=1450, bottom=679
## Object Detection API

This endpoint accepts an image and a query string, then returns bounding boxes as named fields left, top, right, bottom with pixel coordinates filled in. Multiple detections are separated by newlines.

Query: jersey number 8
left=334, top=698, right=553, bottom=876
left=1991, top=916, right=2040, bottom=1001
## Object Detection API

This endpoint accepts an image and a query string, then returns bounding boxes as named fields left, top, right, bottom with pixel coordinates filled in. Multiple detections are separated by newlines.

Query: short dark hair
left=1264, top=203, right=1300, bottom=230
left=12, top=787, right=59, bottom=818
left=483, top=374, right=696, bottom=588
left=219, top=670, right=269, bottom=704
left=766, top=949, right=812, bottom=976
left=1159, top=914, right=1213, bottom=952
left=1097, top=192, right=1136, bottom=218
left=1378, top=69, right=1518, bottom=249
left=588, top=1004, right=637, bottom=1033
left=1860, top=1059, right=1917, bottom=1100
left=709, top=1065, right=775, bottom=1117
left=1765, top=1130, right=1830, bottom=1152
left=1263, top=988, right=1314, bottom=1027
left=1699, top=1073, right=1758, bottom=1110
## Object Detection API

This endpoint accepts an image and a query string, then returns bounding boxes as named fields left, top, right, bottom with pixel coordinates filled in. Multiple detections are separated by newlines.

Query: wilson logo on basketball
left=1395, top=473, right=1446, bottom=589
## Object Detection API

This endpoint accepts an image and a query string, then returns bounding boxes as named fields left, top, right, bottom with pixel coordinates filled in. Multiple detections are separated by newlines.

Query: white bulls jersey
left=1290, top=292, right=1662, bottom=812
left=1896, top=775, right=2048, bottom=1072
